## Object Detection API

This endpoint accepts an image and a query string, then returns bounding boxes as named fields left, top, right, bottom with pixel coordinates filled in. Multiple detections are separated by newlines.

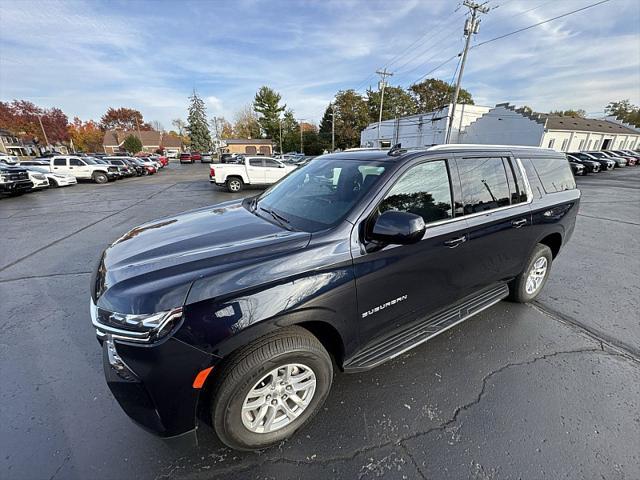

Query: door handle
left=511, top=218, right=527, bottom=228
left=444, top=235, right=467, bottom=248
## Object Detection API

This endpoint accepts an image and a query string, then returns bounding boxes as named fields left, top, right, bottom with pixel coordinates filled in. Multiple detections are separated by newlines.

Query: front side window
left=264, top=159, right=280, bottom=168
left=53, top=158, right=65, bottom=166
left=457, top=157, right=511, bottom=214
left=256, top=159, right=387, bottom=232
left=249, top=158, right=263, bottom=167
left=379, top=160, right=453, bottom=224
left=69, top=158, right=84, bottom=166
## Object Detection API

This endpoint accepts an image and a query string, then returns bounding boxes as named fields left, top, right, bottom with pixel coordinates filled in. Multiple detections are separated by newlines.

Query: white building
left=462, top=103, right=640, bottom=151
left=361, top=102, right=640, bottom=152
left=360, top=104, right=491, bottom=148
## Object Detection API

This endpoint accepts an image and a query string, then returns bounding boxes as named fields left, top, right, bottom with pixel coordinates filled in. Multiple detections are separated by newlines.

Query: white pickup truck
left=50, top=155, right=119, bottom=183
left=209, top=156, right=297, bottom=192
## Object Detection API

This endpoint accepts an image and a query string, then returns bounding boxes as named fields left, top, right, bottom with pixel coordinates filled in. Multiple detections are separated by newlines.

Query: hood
left=93, top=199, right=311, bottom=314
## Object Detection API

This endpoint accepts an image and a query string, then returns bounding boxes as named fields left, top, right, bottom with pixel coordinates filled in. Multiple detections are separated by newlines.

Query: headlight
left=91, top=300, right=183, bottom=343
left=0, top=175, right=8, bottom=182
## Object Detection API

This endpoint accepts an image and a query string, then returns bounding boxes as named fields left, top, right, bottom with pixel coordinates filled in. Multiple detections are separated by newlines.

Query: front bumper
left=0, top=179, right=34, bottom=193
left=93, top=301, right=221, bottom=437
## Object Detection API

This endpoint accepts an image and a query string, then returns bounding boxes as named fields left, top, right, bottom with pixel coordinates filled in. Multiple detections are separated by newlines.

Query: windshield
left=28, top=166, right=48, bottom=173
left=254, top=158, right=388, bottom=232
left=588, top=152, right=606, bottom=158
left=82, top=157, right=98, bottom=164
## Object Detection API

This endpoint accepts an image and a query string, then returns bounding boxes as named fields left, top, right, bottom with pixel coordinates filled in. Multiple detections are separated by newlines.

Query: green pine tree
left=123, top=134, right=142, bottom=154
left=253, top=86, right=286, bottom=140
left=187, top=90, right=212, bottom=151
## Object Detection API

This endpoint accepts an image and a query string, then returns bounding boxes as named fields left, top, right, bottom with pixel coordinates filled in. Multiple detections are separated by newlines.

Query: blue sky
left=1, top=0, right=638, bottom=129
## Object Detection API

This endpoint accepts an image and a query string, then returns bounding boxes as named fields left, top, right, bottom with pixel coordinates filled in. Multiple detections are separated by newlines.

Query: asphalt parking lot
left=1, top=163, right=639, bottom=480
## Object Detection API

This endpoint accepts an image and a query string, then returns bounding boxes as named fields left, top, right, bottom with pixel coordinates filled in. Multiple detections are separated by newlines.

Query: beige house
left=221, top=139, right=273, bottom=155
left=104, top=130, right=183, bottom=154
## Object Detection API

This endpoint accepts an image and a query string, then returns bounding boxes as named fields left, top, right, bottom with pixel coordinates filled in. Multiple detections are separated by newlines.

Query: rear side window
left=530, top=157, right=576, bottom=193
left=53, top=158, right=66, bottom=166
left=379, top=160, right=453, bottom=224
left=457, top=157, right=511, bottom=214
left=249, top=158, right=263, bottom=167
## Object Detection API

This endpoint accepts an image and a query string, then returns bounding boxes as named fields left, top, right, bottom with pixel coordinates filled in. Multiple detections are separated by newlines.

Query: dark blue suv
left=91, top=145, right=580, bottom=450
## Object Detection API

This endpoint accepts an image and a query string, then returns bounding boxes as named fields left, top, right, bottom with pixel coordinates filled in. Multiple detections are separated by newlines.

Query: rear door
left=51, top=157, right=70, bottom=175
left=246, top=157, right=266, bottom=184
left=453, top=154, right=534, bottom=290
left=351, top=156, right=471, bottom=345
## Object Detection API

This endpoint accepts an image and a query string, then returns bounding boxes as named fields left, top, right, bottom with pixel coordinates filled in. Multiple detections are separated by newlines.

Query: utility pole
left=331, top=104, right=335, bottom=152
left=298, top=118, right=306, bottom=154
left=37, top=115, right=49, bottom=149
left=376, top=68, right=393, bottom=147
left=279, top=118, right=283, bottom=154
left=446, top=0, right=489, bottom=144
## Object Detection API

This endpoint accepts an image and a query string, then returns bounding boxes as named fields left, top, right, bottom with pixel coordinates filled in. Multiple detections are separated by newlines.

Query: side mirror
left=369, top=210, right=426, bottom=245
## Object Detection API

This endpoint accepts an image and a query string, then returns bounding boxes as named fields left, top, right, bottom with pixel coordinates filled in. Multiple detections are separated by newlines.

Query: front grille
left=108, top=166, right=118, bottom=172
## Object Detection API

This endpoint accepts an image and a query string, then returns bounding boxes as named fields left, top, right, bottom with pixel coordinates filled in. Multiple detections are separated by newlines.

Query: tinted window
left=520, top=158, right=544, bottom=200
left=53, top=158, right=66, bottom=166
left=504, top=158, right=528, bottom=204
left=256, top=159, right=387, bottom=232
left=530, top=157, right=576, bottom=193
left=264, top=159, right=280, bottom=168
left=249, top=158, right=263, bottom=167
left=69, top=158, right=84, bottom=166
left=379, top=160, right=453, bottom=224
left=457, top=157, right=511, bottom=214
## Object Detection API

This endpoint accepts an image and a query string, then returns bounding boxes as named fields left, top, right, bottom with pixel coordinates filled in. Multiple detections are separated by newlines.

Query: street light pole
left=298, top=118, right=306, bottom=154
left=279, top=118, right=283, bottom=154
left=331, top=105, right=335, bottom=152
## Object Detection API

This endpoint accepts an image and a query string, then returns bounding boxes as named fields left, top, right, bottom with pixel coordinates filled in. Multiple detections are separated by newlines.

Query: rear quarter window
left=529, top=156, right=576, bottom=194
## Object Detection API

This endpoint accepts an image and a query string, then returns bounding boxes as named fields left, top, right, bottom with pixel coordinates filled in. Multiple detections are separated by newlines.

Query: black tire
left=226, top=177, right=243, bottom=193
left=93, top=172, right=108, bottom=184
left=211, top=326, right=333, bottom=451
left=49, top=178, right=59, bottom=188
left=508, top=243, right=553, bottom=303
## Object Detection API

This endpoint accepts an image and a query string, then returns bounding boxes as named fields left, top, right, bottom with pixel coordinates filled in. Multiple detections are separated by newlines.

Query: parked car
left=0, top=163, right=33, bottom=196
left=201, top=152, right=213, bottom=163
left=567, top=153, right=614, bottom=171
left=49, top=155, right=119, bottom=183
left=91, top=145, right=579, bottom=450
left=19, top=160, right=52, bottom=170
left=157, top=156, right=169, bottom=167
left=125, top=158, right=149, bottom=176
left=210, top=156, right=297, bottom=192
left=136, top=158, right=158, bottom=174
left=601, top=150, right=638, bottom=166
left=25, top=169, right=50, bottom=190
left=103, top=157, right=137, bottom=177
left=582, top=151, right=627, bottom=167
left=565, top=154, right=601, bottom=173
left=0, top=154, right=19, bottom=165
left=617, top=150, right=640, bottom=161
left=179, top=153, right=193, bottom=164
left=94, top=158, right=125, bottom=178
left=568, top=161, right=585, bottom=176
left=191, top=151, right=202, bottom=162
left=23, top=166, right=77, bottom=187
left=219, top=153, right=237, bottom=163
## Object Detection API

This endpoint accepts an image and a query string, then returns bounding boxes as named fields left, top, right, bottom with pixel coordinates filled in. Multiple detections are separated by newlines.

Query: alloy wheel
left=241, top=363, right=316, bottom=434
left=525, top=257, right=548, bottom=294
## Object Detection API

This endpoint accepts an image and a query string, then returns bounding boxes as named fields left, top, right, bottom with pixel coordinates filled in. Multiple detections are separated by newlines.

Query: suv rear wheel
left=211, top=326, right=333, bottom=450
left=508, top=243, right=553, bottom=303
left=226, top=177, right=243, bottom=192
left=93, top=172, right=108, bottom=184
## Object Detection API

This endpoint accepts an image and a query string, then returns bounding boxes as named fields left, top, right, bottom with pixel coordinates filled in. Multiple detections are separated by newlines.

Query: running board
left=344, top=283, right=509, bottom=372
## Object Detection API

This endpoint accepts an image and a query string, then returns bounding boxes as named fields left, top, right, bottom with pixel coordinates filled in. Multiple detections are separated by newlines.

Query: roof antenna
left=387, top=143, right=406, bottom=156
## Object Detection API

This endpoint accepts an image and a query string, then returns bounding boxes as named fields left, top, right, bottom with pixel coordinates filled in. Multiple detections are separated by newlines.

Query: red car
left=191, top=151, right=202, bottom=162
left=179, top=153, right=193, bottom=164
left=157, top=156, right=169, bottom=167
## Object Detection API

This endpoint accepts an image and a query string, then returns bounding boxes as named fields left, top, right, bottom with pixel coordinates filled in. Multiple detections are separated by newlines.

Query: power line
left=409, top=54, right=461, bottom=87
left=472, top=0, right=611, bottom=50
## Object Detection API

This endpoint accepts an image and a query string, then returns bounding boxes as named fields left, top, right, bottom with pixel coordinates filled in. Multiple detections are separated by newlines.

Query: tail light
left=210, top=166, right=215, bottom=176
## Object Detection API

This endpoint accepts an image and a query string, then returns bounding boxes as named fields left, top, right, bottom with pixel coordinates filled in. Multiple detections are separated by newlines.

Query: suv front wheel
left=93, top=172, right=108, bottom=184
left=508, top=243, right=553, bottom=303
left=211, top=326, right=333, bottom=450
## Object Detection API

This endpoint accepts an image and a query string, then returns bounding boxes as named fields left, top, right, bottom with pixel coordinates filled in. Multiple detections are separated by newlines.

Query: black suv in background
left=0, top=163, right=34, bottom=196
left=91, top=145, right=579, bottom=450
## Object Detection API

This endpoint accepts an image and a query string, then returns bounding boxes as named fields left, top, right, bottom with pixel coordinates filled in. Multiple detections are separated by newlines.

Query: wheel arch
left=538, top=231, right=563, bottom=258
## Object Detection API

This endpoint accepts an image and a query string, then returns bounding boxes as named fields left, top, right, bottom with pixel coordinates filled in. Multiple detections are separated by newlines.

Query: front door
left=69, top=157, right=91, bottom=179
left=351, top=157, right=471, bottom=346
left=453, top=155, right=533, bottom=290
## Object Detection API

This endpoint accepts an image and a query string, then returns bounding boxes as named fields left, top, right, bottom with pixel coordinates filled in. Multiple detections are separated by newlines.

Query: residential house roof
left=540, top=115, right=640, bottom=135
left=223, top=138, right=273, bottom=145
left=160, top=134, right=182, bottom=148
left=103, top=130, right=162, bottom=147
